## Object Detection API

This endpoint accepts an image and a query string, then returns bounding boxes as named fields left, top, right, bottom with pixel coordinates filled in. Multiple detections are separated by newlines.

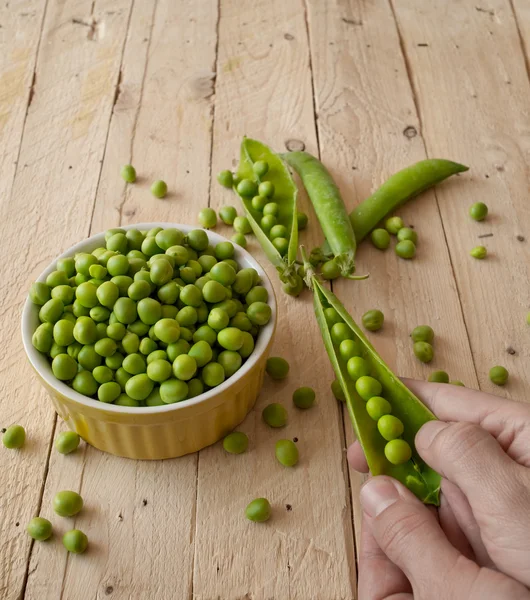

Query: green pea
left=52, top=354, right=78, bottom=381
left=339, top=339, right=362, bottom=361
left=62, top=529, right=88, bottom=554
left=78, top=344, right=102, bottom=370
left=233, top=216, right=252, bottom=235
left=98, top=381, right=122, bottom=403
left=489, top=365, right=509, bottom=385
left=526, top=311, right=530, bottom=326
left=262, top=403, right=287, bottom=428
left=136, top=298, right=161, bottom=325
left=179, top=267, right=196, bottom=284
left=197, top=207, right=217, bottom=229
left=151, top=179, right=168, bottom=198
left=428, top=370, right=449, bottom=383
left=218, top=350, right=242, bottom=377
left=297, top=211, right=308, bottom=230
left=324, top=307, right=342, bottom=327
left=258, top=181, right=274, bottom=198
left=53, top=490, right=83, bottom=517
left=93, top=365, right=113, bottom=384
left=330, top=322, right=353, bottom=345
left=76, top=253, right=99, bottom=276
left=121, top=332, right=140, bottom=354
left=179, top=326, right=194, bottom=342
left=384, top=439, right=412, bottom=465
left=216, top=327, right=243, bottom=351
left=395, top=239, right=416, bottom=259
left=94, top=338, right=117, bottom=358
left=217, top=170, right=234, bottom=188
left=29, top=282, right=51, bottom=305
left=126, top=229, right=146, bottom=251
left=213, top=299, right=237, bottom=318
left=115, top=367, right=132, bottom=390
left=115, top=394, right=140, bottom=407
left=245, top=497, right=271, bottom=522
left=202, top=280, right=226, bottom=303
left=138, top=337, right=157, bottom=356
left=126, top=280, right=150, bottom=302
left=111, top=276, right=134, bottom=297
left=355, top=375, right=382, bottom=401
left=370, top=228, right=391, bottom=250
left=51, top=285, right=75, bottom=305
left=193, top=325, right=217, bottom=346
left=202, top=362, right=225, bottom=387
left=377, top=414, right=404, bottom=441
left=366, top=396, right=392, bottom=421
left=180, top=284, right=202, bottom=307
left=146, top=359, right=172, bottom=383
left=159, top=378, right=189, bottom=403
left=113, top=297, right=138, bottom=324
left=272, top=237, right=289, bottom=256
left=46, top=269, right=70, bottom=288
left=275, top=439, right=299, bottom=467
left=72, top=299, right=90, bottom=317
left=146, top=349, right=168, bottom=364
left=469, top=202, right=488, bottom=221
left=245, top=285, right=268, bottom=305
left=266, top=357, right=289, bottom=380
left=385, top=216, right=404, bottom=235
left=107, top=233, right=128, bottom=255
left=51, top=319, right=74, bottom=347
left=238, top=331, right=255, bottom=358
left=223, top=431, right=248, bottom=454
left=123, top=353, right=146, bottom=375
left=123, top=374, right=153, bottom=401
left=219, top=205, right=237, bottom=225
left=470, top=245, right=487, bottom=259
left=55, top=431, right=80, bottom=454
left=209, top=263, right=235, bottom=288
left=411, top=325, right=434, bottom=343
left=292, top=387, right=315, bottom=409
left=94, top=281, right=118, bottom=309
left=362, top=309, right=384, bottom=332
left=187, top=378, right=204, bottom=398
left=247, top=301, right=271, bottom=326
left=39, top=298, right=64, bottom=324
left=106, top=352, right=124, bottom=370
left=106, top=255, right=129, bottom=277
left=236, top=178, right=257, bottom=197
left=253, top=160, right=269, bottom=177
left=57, top=256, right=76, bottom=277
left=72, top=371, right=98, bottom=396
left=331, top=379, right=346, bottom=402
left=198, top=255, right=217, bottom=274
left=260, top=214, right=277, bottom=233
left=187, top=341, right=212, bottom=368
left=251, top=195, right=268, bottom=211
left=413, top=341, right=434, bottom=363
left=172, top=354, right=196, bottom=381
left=50, top=343, right=66, bottom=359
left=27, top=517, right=52, bottom=541
left=321, top=260, right=341, bottom=280
left=347, top=356, right=370, bottom=381
left=187, top=229, right=209, bottom=252
left=230, top=312, right=252, bottom=332
left=397, top=227, right=418, bottom=244
left=450, top=380, right=465, bottom=387
left=268, top=224, right=286, bottom=240
left=2, top=425, right=26, bottom=449
left=154, top=229, right=184, bottom=252
left=145, top=388, right=164, bottom=406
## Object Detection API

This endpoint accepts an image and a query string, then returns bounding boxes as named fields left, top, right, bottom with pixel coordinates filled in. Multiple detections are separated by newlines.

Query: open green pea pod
left=312, top=278, right=441, bottom=505
left=235, top=138, right=301, bottom=294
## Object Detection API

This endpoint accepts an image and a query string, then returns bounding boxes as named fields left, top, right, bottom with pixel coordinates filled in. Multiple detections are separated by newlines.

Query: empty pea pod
left=234, top=138, right=302, bottom=294
left=310, top=276, right=441, bottom=505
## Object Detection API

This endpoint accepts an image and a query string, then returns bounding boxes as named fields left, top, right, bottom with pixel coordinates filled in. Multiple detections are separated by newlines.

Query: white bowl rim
left=21, top=222, right=276, bottom=415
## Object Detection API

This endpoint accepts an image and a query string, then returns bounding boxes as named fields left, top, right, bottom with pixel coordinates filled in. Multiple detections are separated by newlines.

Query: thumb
left=360, top=476, right=500, bottom=599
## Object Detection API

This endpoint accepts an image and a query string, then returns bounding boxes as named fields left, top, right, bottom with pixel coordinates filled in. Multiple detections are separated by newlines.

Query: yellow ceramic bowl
left=21, top=223, right=276, bottom=460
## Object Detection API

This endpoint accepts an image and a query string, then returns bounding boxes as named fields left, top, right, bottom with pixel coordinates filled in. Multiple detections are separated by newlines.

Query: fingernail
left=416, top=420, right=448, bottom=451
left=360, top=477, right=400, bottom=518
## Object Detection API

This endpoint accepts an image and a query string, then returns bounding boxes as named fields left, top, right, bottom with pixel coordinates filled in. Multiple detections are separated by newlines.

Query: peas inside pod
left=312, top=278, right=441, bottom=505
left=29, top=227, right=273, bottom=407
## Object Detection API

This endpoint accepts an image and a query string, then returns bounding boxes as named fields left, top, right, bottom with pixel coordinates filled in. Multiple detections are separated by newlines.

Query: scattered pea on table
left=489, top=365, right=509, bottom=386
left=63, top=529, right=88, bottom=554
left=245, top=498, right=271, bottom=522
left=53, top=490, right=83, bottom=517
left=27, top=517, right=53, bottom=541
left=2, top=425, right=26, bottom=449
left=223, top=432, right=249, bottom=454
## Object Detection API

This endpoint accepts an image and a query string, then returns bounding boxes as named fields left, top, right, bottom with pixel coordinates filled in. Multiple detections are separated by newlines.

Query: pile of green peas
left=29, top=227, right=273, bottom=407
left=410, top=325, right=435, bottom=363
left=324, top=306, right=412, bottom=465
left=217, top=162, right=308, bottom=259
left=370, top=216, right=417, bottom=260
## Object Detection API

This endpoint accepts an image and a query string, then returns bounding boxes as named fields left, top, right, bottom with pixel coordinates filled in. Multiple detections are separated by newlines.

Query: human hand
left=347, top=379, right=530, bottom=599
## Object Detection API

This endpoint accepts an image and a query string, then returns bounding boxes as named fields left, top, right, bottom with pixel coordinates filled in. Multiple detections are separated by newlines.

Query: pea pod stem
left=311, top=278, right=441, bottom=505
left=282, top=151, right=360, bottom=278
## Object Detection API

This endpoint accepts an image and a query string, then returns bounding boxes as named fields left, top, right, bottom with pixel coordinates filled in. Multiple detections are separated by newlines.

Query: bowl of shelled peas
left=22, top=223, right=276, bottom=459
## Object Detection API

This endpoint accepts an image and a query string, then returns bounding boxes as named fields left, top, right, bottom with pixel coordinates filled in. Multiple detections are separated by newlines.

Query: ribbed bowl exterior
left=22, top=223, right=276, bottom=460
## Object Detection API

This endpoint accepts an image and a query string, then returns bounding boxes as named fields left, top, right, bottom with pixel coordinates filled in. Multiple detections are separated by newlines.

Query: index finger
left=402, top=378, right=530, bottom=436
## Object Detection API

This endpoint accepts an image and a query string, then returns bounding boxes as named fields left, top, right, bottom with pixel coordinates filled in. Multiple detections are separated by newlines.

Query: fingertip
left=347, top=441, right=369, bottom=473
left=415, top=420, right=449, bottom=453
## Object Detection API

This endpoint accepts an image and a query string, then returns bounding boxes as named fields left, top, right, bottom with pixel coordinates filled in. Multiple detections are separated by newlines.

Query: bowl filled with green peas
left=22, top=223, right=276, bottom=459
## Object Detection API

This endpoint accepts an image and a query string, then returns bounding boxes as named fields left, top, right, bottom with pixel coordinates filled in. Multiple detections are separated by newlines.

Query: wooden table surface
left=2, top=0, right=530, bottom=598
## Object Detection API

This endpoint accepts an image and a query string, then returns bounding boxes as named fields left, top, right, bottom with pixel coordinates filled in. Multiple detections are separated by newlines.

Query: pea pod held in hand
left=235, top=138, right=302, bottom=294
left=310, top=277, right=441, bottom=505
left=282, top=151, right=365, bottom=280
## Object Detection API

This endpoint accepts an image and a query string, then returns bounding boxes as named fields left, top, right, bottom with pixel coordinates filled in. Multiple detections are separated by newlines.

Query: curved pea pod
left=235, top=138, right=299, bottom=288
left=312, top=278, right=441, bottom=505
left=351, top=158, right=469, bottom=242
left=282, top=151, right=365, bottom=280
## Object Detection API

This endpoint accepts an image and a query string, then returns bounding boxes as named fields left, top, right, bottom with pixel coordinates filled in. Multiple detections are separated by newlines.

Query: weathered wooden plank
left=0, top=1, right=133, bottom=598
left=392, top=0, right=530, bottom=399
left=305, top=0, right=478, bottom=560
left=25, top=1, right=219, bottom=598
left=193, top=1, right=356, bottom=599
